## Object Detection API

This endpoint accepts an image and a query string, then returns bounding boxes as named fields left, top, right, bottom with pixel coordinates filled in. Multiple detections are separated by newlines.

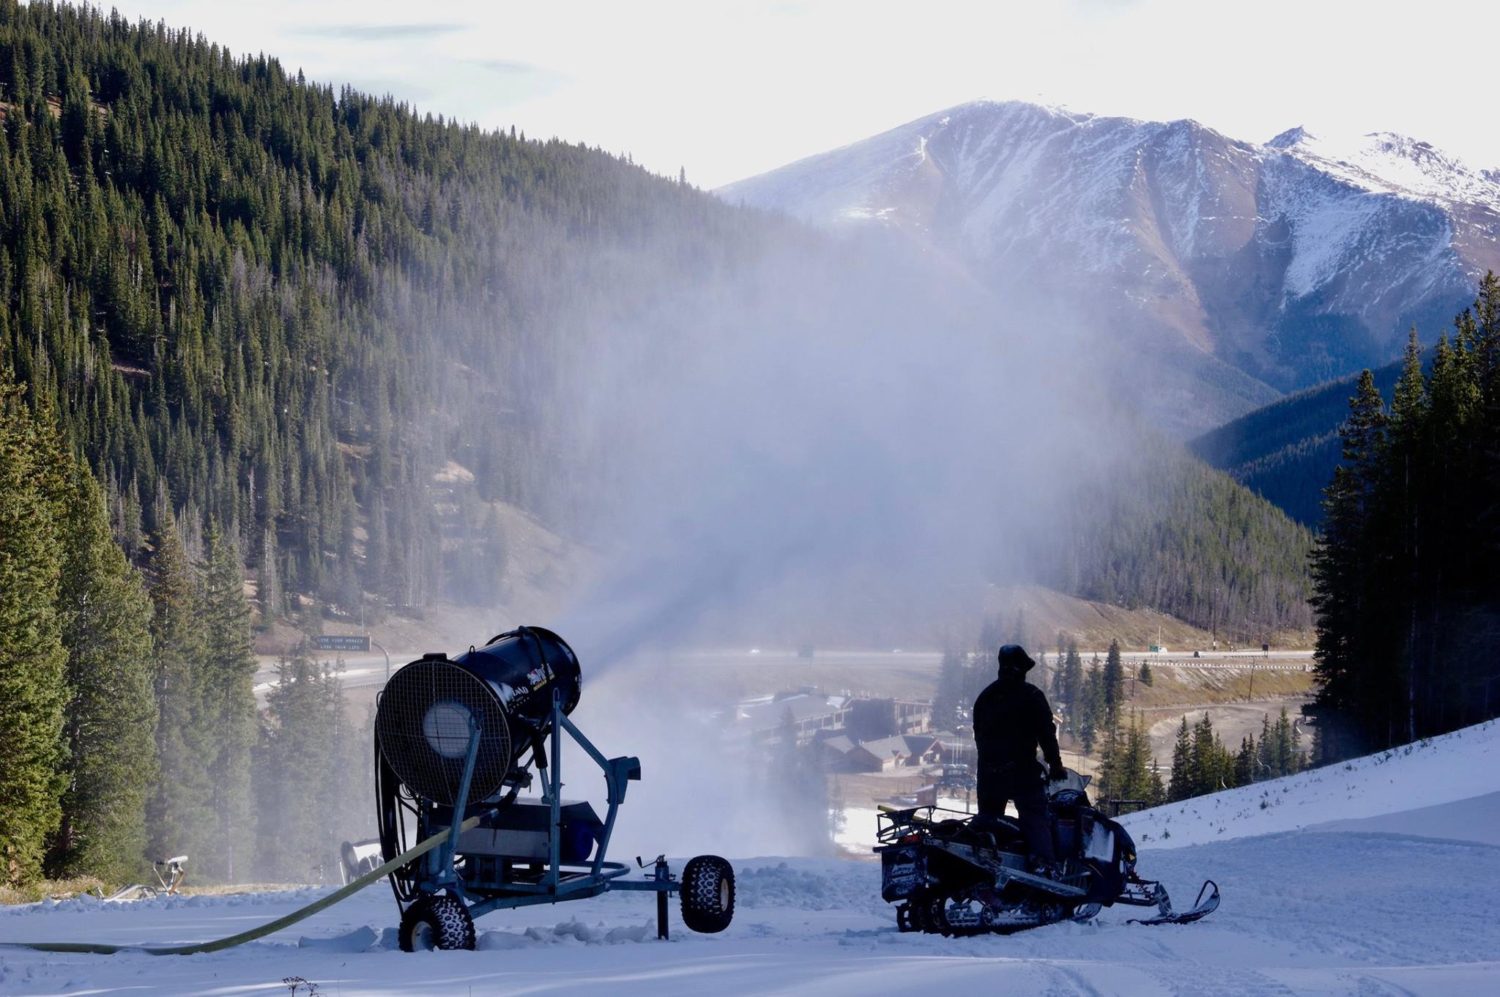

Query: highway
left=252, top=650, right=407, bottom=704
left=252, top=645, right=1315, bottom=705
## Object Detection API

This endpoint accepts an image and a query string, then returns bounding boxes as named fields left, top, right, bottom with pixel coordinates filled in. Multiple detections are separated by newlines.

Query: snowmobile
left=875, top=776, right=1218, bottom=934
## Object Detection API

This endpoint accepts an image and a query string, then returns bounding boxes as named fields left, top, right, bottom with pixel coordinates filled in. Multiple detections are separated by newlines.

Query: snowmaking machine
left=374, top=626, right=735, bottom=950
left=875, top=776, right=1218, bottom=935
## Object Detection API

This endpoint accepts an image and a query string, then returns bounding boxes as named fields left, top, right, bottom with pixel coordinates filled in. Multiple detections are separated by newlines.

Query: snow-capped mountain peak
left=1272, top=126, right=1500, bottom=210
left=1266, top=125, right=1313, bottom=149
left=719, top=101, right=1500, bottom=433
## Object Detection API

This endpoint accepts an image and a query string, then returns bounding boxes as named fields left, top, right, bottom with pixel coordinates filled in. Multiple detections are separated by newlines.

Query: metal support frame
left=414, top=692, right=671, bottom=924
left=420, top=716, right=483, bottom=898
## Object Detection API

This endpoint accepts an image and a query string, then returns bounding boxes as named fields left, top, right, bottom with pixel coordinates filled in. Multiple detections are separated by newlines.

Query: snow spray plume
left=555, top=235, right=1126, bottom=671
left=517, top=232, right=1135, bottom=858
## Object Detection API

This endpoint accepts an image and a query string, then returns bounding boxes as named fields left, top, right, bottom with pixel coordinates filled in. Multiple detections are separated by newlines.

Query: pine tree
left=1310, top=370, right=1388, bottom=761
left=1079, top=657, right=1105, bottom=753
left=1103, top=639, right=1125, bottom=709
left=1234, top=735, right=1255, bottom=786
left=1273, top=707, right=1301, bottom=777
left=323, top=691, right=374, bottom=865
left=1113, top=712, right=1155, bottom=805
left=1189, top=714, right=1219, bottom=796
left=145, top=505, right=213, bottom=866
left=1257, top=713, right=1277, bottom=778
left=0, top=378, right=69, bottom=885
left=1094, top=708, right=1124, bottom=801
left=933, top=649, right=967, bottom=731
left=1060, top=640, right=1083, bottom=734
left=1386, top=330, right=1428, bottom=746
left=48, top=467, right=156, bottom=882
left=198, top=523, right=257, bottom=882
left=1138, top=661, right=1153, bottom=687
left=1173, top=715, right=1197, bottom=798
left=254, top=651, right=336, bottom=881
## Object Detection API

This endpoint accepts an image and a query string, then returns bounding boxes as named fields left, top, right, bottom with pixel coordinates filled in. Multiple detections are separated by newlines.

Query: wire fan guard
left=376, top=658, right=513, bottom=805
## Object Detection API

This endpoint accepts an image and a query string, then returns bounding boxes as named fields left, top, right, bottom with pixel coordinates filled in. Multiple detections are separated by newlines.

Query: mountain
left=720, top=101, right=1500, bottom=434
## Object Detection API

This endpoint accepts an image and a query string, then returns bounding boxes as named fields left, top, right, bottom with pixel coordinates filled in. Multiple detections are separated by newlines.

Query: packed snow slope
left=720, top=101, right=1500, bottom=434
left=3, top=721, right=1499, bottom=995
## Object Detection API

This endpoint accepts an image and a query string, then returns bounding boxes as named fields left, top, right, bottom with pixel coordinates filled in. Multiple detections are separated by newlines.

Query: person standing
left=972, top=644, right=1067, bottom=867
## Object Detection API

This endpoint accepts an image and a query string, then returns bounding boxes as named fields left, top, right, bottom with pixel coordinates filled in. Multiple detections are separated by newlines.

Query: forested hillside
left=1190, top=360, right=1410, bottom=527
left=0, top=2, right=1317, bottom=886
left=1043, top=437, right=1314, bottom=639
left=1311, top=280, right=1500, bottom=760
left=0, top=0, right=780, bottom=620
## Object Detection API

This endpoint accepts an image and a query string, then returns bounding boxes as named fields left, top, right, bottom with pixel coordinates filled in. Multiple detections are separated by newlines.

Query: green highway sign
left=312, top=634, right=370, bottom=653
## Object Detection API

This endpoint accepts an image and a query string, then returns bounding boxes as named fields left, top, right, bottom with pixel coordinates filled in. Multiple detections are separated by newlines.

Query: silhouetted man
left=972, top=644, right=1067, bottom=867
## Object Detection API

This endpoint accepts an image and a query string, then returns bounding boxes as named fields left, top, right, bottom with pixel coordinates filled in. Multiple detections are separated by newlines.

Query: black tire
left=680, top=855, right=735, bottom=933
left=399, top=893, right=476, bottom=952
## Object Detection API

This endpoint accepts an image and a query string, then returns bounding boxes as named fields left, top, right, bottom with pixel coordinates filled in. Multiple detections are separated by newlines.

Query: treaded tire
left=680, top=855, right=735, bottom=933
left=399, top=893, right=476, bottom=951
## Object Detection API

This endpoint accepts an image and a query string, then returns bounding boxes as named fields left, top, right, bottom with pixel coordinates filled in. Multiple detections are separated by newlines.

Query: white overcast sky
left=101, top=0, right=1498, bottom=189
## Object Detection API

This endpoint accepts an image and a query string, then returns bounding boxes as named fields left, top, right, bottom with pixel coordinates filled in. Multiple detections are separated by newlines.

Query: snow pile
left=476, top=918, right=660, bottom=949
left=736, top=861, right=878, bottom=913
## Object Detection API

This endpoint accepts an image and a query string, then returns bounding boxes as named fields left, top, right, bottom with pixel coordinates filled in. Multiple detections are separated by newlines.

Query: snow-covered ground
left=4, top=722, right=1499, bottom=995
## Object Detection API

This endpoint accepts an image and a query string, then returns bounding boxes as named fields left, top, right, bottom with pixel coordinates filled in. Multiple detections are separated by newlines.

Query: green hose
left=2, top=816, right=482, bottom=956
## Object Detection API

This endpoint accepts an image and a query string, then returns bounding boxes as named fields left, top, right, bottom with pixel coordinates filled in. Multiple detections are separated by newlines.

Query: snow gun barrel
left=373, top=626, right=581, bottom=806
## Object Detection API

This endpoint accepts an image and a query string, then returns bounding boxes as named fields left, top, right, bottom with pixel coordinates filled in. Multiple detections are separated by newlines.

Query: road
left=252, top=651, right=406, bottom=705
left=253, top=646, right=1314, bottom=707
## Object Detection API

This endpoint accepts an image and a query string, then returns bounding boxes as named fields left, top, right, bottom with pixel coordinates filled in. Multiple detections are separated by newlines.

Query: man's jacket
left=972, top=674, right=1063, bottom=782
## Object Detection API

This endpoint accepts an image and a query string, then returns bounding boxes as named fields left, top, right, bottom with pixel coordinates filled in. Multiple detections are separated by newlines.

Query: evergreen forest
left=1310, top=276, right=1500, bottom=760
left=1190, top=358, right=1410, bottom=528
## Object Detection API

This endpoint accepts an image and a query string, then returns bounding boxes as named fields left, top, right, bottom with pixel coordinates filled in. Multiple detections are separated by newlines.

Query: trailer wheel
left=680, top=855, right=735, bottom=933
left=399, top=893, right=476, bottom=951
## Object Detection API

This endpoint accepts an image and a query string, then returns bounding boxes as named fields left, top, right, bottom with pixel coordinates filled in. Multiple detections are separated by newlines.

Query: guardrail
left=1136, top=659, right=1310, bottom=672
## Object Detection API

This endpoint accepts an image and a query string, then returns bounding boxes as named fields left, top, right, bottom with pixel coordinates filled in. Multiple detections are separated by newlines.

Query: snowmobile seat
left=964, top=812, right=1023, bottom=851
left=930, top=818, right=994, bottom=848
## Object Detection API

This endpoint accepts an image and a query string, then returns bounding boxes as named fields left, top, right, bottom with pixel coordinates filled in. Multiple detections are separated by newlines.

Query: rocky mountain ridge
left=720, top=101, right=1500, bottom=433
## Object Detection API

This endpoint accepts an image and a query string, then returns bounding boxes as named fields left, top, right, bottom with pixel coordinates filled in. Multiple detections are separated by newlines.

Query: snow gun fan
left=372, top=626, right=734, bottom=952
left=374, top=626, right=580, bottom=808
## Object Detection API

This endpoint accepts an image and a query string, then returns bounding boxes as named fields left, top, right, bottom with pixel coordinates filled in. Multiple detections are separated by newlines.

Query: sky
left=101, top=0, right=1499, bottom=190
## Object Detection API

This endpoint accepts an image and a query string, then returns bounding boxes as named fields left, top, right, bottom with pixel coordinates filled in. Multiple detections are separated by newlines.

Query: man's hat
left=997, top=644, right=1036, bottom=673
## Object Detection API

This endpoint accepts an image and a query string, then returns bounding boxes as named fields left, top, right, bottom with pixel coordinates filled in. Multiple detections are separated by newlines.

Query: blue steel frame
left=411, top=692, right=677, bottom=922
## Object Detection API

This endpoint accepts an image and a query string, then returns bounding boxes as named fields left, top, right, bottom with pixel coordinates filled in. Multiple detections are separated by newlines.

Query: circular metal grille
left=375, top=658, right=513, bottom=805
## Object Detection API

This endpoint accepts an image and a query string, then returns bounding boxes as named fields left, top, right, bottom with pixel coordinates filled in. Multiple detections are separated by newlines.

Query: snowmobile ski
left=1128, top=879, right=1220, bottom=926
